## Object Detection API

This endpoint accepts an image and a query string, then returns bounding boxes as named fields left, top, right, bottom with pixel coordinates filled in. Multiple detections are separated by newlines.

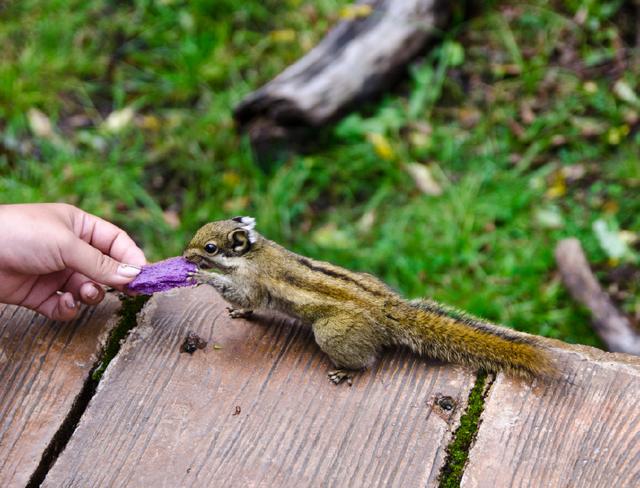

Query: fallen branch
left=234, top=0, right=449, bottom=154
left=555, top=238, right=640, bottom=355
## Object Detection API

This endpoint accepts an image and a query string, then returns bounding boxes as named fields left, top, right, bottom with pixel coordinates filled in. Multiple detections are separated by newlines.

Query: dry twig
left=555, top=238, right=640, bottom=355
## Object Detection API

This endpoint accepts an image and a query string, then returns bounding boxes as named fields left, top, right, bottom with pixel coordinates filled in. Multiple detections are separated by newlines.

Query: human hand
left=0, top=203, right=147, bottom=321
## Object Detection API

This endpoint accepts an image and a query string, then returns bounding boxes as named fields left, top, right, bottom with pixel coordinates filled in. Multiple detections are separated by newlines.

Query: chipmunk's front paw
left=187, top=269, right=216, bottom=285
left=227, top=307, right=253, bottom=319
left=187, top=269, right=213, bottom=285
left=328, top=369, right=353, bottom=386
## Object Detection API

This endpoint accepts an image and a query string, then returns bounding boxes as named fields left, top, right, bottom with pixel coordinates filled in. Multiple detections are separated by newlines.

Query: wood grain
left=44, top=286, right=475, bottom=487
left=0, top=296, right=120, bottom=487
left=462, top=342, right=640, bottom=488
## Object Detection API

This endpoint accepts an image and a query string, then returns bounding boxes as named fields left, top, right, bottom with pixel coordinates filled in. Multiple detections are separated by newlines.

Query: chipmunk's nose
left=183, top=250, right=200, bottom=264
left=183, top=252, right=214, bottom=270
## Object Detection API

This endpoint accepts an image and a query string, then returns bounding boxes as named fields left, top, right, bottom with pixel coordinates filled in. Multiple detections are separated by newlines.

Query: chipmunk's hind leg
left=328, top=369, right=354, bottom=386
left=227, top=307, right=253, bottom=319
left=312, top=314, right=381, bottom=386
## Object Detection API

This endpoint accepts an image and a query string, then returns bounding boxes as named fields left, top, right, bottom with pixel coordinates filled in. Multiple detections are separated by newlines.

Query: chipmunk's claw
left=187, top=269, right=212, bottom=284
left=328, top=369, right=353, bottom=386
left=227, top=307, right=253, bottom=319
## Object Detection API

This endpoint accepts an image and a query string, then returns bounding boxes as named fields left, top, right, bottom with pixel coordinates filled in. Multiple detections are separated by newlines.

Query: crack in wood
left=25, top=295, right=148, bottom=488
left=438, top=370, right=494, bottom=488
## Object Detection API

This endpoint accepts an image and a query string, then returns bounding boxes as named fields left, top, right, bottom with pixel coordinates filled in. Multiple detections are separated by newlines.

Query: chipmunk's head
left=184, top=217, right=258, bottom=270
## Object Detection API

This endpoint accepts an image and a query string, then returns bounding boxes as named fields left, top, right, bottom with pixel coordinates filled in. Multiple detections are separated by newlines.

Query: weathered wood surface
left=44, top=286, right=475, bottom=487
left=0, top=296, right=120, bottom=487
left=234, top=0, right=448, bottom=151
left=462, top=342, right=640, bottom=488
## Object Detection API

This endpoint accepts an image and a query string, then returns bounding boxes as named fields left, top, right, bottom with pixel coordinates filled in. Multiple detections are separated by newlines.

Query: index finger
left=75, top=211, right=147, bottom=266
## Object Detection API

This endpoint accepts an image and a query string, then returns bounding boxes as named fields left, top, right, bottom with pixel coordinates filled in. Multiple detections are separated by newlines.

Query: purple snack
left=127, top=257, right=198, bottom=295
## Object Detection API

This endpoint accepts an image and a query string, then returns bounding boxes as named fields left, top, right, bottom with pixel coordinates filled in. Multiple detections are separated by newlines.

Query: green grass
left=1, top=0, right=639, bottom=346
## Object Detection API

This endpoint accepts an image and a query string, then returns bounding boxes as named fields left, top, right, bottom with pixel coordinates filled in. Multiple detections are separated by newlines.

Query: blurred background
left=1, top=0, right=638, bottom=347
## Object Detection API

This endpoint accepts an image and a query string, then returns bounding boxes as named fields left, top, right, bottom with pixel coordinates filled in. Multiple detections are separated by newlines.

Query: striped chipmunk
left=184, top=217, right=555, bottom=385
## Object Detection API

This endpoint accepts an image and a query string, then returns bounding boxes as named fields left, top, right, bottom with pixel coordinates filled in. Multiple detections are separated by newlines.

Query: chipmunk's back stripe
left=411, top=300, right=535, bottom=345
left=296, top=257, right=388, bottom=298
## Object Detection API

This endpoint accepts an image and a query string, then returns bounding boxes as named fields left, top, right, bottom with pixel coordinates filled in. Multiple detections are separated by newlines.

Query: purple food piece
left=127, top=257, right=198, bottom=294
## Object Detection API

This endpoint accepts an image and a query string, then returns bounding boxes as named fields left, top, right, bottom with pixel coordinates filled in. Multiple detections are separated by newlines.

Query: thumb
left=60, top=235, right=141, bottom=287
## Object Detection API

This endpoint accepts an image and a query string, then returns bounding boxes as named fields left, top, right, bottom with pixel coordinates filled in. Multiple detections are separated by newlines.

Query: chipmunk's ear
left=231, top=216, right=257, bottom=243
left=228, top=228, right=251, bottom=255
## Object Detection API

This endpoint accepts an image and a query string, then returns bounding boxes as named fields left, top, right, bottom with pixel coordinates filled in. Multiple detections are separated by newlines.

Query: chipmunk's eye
left=204, top=242, right=218, bottom=254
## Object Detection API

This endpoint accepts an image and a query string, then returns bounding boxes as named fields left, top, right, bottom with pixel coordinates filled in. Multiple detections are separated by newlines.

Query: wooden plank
left=44, top=286, right=475, bottom=487
left=462, top=343, right=640, bottom=488
left=0, top=295, right=120, bottom=487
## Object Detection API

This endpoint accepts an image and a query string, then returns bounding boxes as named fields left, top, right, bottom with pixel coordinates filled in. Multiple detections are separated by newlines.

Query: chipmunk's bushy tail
left=396, top=300, right=554, bottom=379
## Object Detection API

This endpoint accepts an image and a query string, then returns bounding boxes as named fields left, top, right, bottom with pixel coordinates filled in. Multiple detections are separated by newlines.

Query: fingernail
left=64, top=295, right=76, bottom=309
left=117, top=264, right=142, bottom=278
left=86, top=284, right=100, bottom=300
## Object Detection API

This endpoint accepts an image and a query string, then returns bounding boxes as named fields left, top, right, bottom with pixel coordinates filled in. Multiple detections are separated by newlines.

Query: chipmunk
left=184, top=217, right=555, bottom=385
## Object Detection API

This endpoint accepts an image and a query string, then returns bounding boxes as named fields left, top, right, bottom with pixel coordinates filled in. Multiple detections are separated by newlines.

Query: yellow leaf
left=545, top=171, right=566, bottom=199
left=269, top=29, right=296, bottom=43
left=367, top=132, right=395, bottom=161
left=602, top=200, right=619, bottom=214
left=339, top=4, right=373, bottom=20
left=606, top=125, right=629, bottom=145
left=582, top=81, right=598, bottom=94
left=138, top=115, right=161, bottom=131
left=222, top=171, right=241, bottom=187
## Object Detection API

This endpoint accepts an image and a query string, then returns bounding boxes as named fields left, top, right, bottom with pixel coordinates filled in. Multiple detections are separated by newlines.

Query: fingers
left=35, top=291, right=79, bottom=321
left=62, top=272, right=106, bottom=305
left=60, top=234, right=142, bottom=288
left=76, top=211, right=147, bottom=266
left=79, top=281, right=105, bottom=305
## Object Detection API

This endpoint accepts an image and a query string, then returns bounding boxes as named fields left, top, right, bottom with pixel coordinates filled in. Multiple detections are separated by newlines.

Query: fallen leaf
left=571, top=116, right=607, bottom=137
left=534, top=206, right=564, bottom=229
left=593, top=219, right=636, bottom=262
left=269, top=29, right=296, bottom=43
left=404, top=162, right=442, bottom=196
left=103, top=107, right=134, bottom=133
left=357, top=210, right=376, bottom=232
left=545, top=171, right=566, bottom=199
left=27, top=108, right=55, bottom=139
left=613, top=80, right=640, bottom=108
left=367, top=132, right=395, bottom=161
left=137, top=115, right=162, bottom=131
left=339, top=4, right=372, bottom=20
left=222, top=171, right=241, bottom=187
left=606, top=125, right=630, bottom=145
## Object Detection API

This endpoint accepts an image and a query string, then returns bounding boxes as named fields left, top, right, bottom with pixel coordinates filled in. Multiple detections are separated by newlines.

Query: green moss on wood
left=439, top=370, right=488, bottom=488
left=91, top=295, right=149, bottom=381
